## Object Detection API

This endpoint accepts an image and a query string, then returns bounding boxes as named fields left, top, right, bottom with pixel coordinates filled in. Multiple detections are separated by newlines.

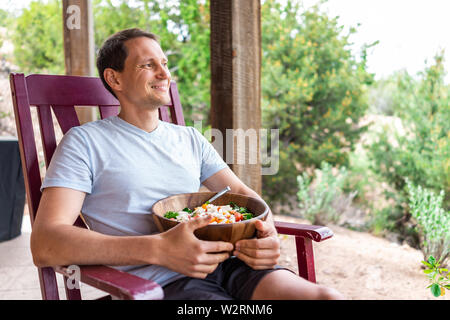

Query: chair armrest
left=55, top=265, right=164, bottom=300
left=274, top=220, right=333, bottom=242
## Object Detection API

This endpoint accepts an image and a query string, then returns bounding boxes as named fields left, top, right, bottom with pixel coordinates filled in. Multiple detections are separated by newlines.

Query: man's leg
left=163, top=276, right=234, bottom=300
left=251, top=269, right=345, bottom=300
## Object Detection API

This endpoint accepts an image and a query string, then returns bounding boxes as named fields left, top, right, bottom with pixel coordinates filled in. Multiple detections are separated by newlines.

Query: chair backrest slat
left=169, top=81, right=186, bottom=126
left=36, top=105, right=57, bottom=168
left=52, top=105, right=81, bottom=134
left=26, top=74, right=119, bottom=106
left=99, top=105, right=119, bottom=119
left=158, top=106, right=171, bottom=122
left=10, top=73, right=42, bottom=222
left=10, top=73, right=186, bottom=300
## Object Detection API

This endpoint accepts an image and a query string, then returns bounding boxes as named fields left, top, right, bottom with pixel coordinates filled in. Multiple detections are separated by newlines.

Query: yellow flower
left=342, top=96, right=352, bottom=107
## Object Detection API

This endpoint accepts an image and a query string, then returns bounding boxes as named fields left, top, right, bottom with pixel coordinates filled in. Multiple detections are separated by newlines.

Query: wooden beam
left=210, top=0, right=262, bottom=195
left=62, top=0, right=96, bottom=124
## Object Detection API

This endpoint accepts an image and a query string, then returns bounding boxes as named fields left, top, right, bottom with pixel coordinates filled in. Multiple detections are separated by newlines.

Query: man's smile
left=149, top=83, right=169, bottom=91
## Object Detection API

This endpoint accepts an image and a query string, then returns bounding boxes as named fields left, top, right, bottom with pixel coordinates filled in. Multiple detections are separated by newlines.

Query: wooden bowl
left=151, top=192, right=269, bottom=244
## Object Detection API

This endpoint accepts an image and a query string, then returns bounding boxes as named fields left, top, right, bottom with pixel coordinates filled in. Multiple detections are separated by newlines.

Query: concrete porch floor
left=0, top=214, right=106, bottom=300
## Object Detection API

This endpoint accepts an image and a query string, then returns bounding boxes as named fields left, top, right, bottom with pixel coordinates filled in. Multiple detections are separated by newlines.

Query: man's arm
left=202, top=167, right=281, bottom=270
left=31, top=187, right=160, bottom=267
left=31, top=187, right=233, bottom=278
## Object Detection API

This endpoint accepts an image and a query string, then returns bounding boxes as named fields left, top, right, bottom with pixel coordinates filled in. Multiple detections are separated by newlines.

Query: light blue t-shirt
left=41, top=115, right=229, bottom=286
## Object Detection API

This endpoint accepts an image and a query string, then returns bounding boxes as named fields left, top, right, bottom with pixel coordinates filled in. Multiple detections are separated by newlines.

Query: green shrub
left=366, top=53, right=450, bottom=247
left=406, top=179, right=449, bottom=265
left=263, top=146, right=301, bottom=213
left=422, top=255, right=449, bottom=297
left=297, top=161, right=350, bottom=224
left=368, top=53, right=450, bottom=211
left=369, top=206, right=398, bottom=236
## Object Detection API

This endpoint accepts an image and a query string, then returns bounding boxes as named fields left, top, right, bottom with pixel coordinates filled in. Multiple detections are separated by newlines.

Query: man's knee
left=317, top=285, right=345, bottom=300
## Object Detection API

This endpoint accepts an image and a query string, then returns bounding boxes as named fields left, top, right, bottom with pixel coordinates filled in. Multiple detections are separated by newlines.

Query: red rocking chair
left=9, top=73, right=333, bottom=300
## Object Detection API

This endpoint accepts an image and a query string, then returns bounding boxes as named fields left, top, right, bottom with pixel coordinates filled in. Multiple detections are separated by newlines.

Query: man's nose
left=156, top=64, right=170, bottom=79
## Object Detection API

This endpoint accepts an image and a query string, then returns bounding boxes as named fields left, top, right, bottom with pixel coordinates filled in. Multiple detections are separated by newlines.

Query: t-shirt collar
left=112, top=115, right=164, bottom=139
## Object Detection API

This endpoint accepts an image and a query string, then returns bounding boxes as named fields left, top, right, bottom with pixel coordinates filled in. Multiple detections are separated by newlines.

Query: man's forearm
left=30, top=224, right=161, bottom=268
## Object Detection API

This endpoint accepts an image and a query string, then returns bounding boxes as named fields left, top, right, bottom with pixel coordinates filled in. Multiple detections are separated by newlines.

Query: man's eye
left=139, top=62, right=168, bottom=70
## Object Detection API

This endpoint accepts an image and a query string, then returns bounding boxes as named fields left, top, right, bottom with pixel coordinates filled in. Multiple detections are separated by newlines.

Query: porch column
left=210, top=0, right=262, bottom=195
left=62, top=0, right=96, bottom=124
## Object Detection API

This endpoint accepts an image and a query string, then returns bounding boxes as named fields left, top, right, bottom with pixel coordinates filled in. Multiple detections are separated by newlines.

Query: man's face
left=117, top=37, right=171, bottom=108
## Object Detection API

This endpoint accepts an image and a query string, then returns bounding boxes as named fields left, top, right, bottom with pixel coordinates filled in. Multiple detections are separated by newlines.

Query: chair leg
left=295, top=236, right=316, bottom=283
left=38, top=267, right=60, bottom=300
left=64, top=275, right=82, bottom=300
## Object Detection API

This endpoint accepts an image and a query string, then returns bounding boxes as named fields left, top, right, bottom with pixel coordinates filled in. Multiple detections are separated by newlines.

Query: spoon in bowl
left=205, top=186, right=231, bottom=204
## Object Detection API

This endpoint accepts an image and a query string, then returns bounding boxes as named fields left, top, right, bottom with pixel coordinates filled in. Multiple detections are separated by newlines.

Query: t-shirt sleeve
left=40, top=127, right=93, bottom=194
left=191, top=127, right=229, bottom=183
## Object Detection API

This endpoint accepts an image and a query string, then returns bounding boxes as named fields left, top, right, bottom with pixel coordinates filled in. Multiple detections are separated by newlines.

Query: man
left=30, top=28, right=344, bottom=300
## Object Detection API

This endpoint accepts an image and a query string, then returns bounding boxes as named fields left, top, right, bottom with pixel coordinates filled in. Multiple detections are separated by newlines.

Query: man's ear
left=103, top=68, right=122, bottom=93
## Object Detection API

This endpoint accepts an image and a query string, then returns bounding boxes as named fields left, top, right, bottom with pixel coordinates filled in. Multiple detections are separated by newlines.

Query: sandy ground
left=274, top=214, right=448, bottom=300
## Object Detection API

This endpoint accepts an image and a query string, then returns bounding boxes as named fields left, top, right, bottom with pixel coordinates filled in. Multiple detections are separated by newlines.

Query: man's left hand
left=233, top=219, right=281, bottom=270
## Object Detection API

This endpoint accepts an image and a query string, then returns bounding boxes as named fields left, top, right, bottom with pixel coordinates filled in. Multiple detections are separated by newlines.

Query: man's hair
left=96, top=28, right=159, bottom=98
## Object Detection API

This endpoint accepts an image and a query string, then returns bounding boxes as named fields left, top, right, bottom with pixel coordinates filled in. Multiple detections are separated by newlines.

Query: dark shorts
left=162, top=257, right=292, bottom=300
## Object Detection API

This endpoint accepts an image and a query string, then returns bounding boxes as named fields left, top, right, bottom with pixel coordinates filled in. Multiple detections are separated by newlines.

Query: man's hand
left=233, top=219, right=281, bottom=270
left=157, top=215, right=234, bottom=279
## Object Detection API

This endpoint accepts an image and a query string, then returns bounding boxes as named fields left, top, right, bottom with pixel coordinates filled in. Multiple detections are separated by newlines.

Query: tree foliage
left=368, top=52, right=450, bottom=210
left=11, top=0, right=64, bottom=74
left=261, top=0, right=375, bottom=204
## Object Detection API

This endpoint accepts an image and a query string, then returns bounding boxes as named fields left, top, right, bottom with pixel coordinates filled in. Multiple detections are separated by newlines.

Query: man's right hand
left=156, top=215, right=234, bottom=279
